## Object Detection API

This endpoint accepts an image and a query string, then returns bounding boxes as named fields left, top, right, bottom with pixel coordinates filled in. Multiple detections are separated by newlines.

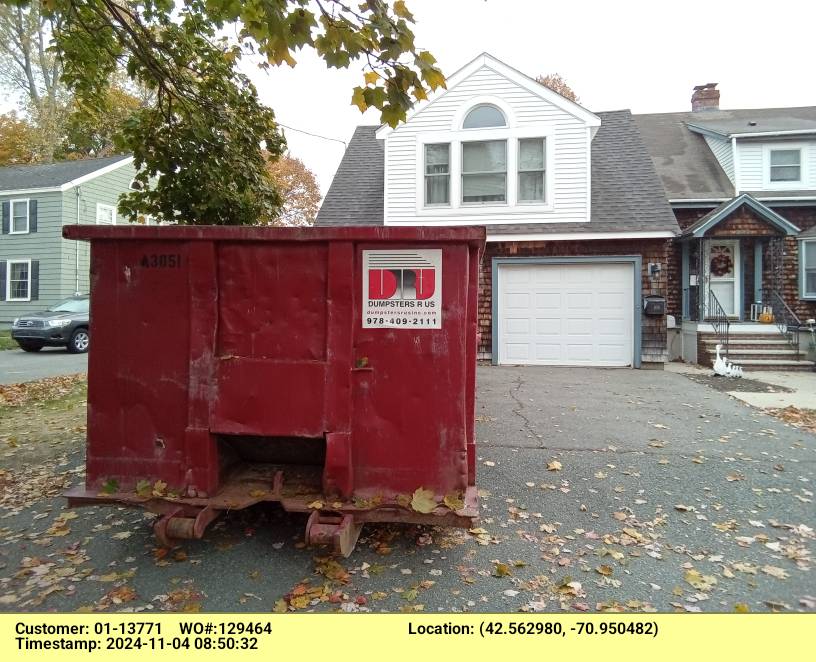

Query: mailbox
left=643, top=295, right=666, bottom=316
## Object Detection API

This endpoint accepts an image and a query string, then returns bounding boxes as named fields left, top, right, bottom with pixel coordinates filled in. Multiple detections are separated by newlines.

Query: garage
left=495, top=260, right=636, bottom=367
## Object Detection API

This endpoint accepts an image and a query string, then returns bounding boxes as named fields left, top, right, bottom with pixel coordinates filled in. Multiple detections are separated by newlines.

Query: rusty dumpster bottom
left=64, top=462, right=479, bottom=556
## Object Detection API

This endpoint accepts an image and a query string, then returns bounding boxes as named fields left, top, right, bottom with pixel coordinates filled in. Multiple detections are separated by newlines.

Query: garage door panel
left=505, top=343, right=530, bottom=361
left=534, top=318, right=560, bottom=335
left=566, top=318, right=592, bottom=335
left=505, top=317, right=530, bottom=334
left=534, top=343, right=562, bottom=361
left=566, top=292, right=592, bottom=309
left=498, top=262, right=634, bottom=367
left=534, top=292, right=560, bottom=309
left=506, top=292, right=530, bottom=309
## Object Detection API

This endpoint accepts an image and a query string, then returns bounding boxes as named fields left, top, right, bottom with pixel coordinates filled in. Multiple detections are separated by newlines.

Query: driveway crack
left=509, top=374, right=543, bottom=448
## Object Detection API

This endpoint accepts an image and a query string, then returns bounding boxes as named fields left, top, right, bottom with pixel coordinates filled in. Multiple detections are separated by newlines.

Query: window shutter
left=29, top=199, right=37, bottom=233
left=0, top=261, right=6, bottom=301
left=31, top=260, right=40, bottom=301
left=1, top=201, right=8, bottom=234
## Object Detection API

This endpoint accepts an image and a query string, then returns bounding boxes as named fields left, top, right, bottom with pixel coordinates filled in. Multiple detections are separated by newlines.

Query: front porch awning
left=679, top=193, right=801, bottom=239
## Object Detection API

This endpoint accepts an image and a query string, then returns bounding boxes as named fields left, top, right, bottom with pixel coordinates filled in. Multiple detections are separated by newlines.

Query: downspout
left=731, top=137, right=739, bottom=195
left=75, top=186, right=81, bottom=294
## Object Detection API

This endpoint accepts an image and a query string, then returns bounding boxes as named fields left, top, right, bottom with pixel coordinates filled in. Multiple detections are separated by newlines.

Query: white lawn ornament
left=713, top=344, right=728, bottom=376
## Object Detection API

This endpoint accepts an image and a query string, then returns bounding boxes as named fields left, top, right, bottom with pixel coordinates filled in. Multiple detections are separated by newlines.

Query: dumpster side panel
left=85, top=241, right=193, bottom=490
left=350, top=243, right=471, bottom=497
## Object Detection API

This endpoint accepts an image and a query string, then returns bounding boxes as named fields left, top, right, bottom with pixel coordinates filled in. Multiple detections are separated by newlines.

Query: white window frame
left=415, top=126, right=554, bottom=216
left=9, top=198, right=29, bottom=234
left=800, top=239, right=816, bottom=300
left=461, top=138, right=508, bottom=206
left=6, top=258, right=32, bottom=302
left=763, top=143, right=808, bottom=190
left=423, top=142, right=451, bottom=207
left=517, top=137, right=547, bottom=204
left=96, top=203, right=117, bottom=225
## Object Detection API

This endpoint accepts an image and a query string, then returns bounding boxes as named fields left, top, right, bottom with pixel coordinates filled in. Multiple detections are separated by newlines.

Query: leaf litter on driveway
left=1, top=367, right=815, bottom=613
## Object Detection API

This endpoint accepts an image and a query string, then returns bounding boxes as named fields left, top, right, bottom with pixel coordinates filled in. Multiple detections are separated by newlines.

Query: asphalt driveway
left=0, top=346, right=88, bottom=384
left=0, top=366, right=813, bottom=613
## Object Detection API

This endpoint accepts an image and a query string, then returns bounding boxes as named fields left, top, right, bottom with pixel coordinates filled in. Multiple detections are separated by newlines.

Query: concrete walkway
left=666, top=362, right=816, bottom=409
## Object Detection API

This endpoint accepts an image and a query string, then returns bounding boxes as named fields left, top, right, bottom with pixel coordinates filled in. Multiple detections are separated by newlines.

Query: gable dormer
left=376, top=54, right=600, bottom=226
left=686, top=90, right=816, bottom=196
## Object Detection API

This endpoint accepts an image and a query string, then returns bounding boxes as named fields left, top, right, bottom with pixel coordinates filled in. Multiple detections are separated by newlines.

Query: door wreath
left=709, top=246, right=733, bottom=277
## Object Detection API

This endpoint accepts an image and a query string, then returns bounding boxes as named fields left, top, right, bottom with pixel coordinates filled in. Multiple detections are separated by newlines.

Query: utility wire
left=278, top=123, right=347, bottom=147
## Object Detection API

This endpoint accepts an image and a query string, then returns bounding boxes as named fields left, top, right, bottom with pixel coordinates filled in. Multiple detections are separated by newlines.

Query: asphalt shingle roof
left=316, top=110, right=679, bottom=236
left=0, top=155, right=131, bottom=193
left=634, top=107, right=816, bottom=200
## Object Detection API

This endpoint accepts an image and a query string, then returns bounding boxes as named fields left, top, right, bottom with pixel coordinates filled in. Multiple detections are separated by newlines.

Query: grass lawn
left=0, top=329, right=16, bottom=351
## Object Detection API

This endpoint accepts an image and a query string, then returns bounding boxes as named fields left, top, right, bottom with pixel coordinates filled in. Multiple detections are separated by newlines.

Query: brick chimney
left=691, top=83, right=720, bottom=112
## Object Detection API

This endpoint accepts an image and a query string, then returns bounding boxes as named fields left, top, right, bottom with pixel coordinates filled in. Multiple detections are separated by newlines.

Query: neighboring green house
left=0, top=155, right=135, bottom=322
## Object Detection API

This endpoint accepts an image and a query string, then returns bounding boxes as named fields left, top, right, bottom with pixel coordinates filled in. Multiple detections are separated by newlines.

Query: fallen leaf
left=547, top=460, right=562, bottom=472
left=410, top=488, right=437, bottom=514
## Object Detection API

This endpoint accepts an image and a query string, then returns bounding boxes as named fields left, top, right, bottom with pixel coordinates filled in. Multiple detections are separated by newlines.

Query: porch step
left=702, top=338, right=792, bottom=349
left=727, top=359, right=815, bottom=372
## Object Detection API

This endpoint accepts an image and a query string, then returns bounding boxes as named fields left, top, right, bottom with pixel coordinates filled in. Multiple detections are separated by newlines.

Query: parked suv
left=11, top=295, right=90, bottom=353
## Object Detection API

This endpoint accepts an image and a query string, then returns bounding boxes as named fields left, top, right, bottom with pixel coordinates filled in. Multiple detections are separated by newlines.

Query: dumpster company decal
left=363, top=249, right=442, bottom=328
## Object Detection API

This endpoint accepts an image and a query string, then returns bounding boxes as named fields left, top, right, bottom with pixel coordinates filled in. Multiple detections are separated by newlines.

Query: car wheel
left=68, top=328, right=90, bottom=354
left=18, top=341, right=44, bottom=353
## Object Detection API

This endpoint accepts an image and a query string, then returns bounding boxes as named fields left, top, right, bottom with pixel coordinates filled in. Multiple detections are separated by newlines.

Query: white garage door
left=497, top=262, right=634, bottom=366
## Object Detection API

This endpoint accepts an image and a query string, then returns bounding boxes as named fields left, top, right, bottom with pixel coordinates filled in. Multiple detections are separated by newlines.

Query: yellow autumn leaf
left=152, top=480, right=167, bottom=497
left=493, top=562, right=512, bottom=577
left=547, top=460, right=562, bottom=472
left=734, top=603, right=750, bottom=613
left=306, top=500, right=324, bottom=510
left=351, top=87, right=367, bottom=112
left=135, top=480, right=152, bottom=497
left=364, top=71, right=379, bottom=85
left=272, top=599, right=288, bottom=613
left=410, top=488, right=437, bottom=514
left=596, top=565, right=614, bottom=576
left=249, top=489, right=267, bottom=498
left=443, top=493, right=464, bottom=511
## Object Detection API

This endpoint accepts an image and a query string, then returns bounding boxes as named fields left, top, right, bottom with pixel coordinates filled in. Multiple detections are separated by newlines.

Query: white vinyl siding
left=704, top=136, right=734, bottom=184
left=735, top=140, right=816, bottom=191
left=383, top=64, right=590, bottom=225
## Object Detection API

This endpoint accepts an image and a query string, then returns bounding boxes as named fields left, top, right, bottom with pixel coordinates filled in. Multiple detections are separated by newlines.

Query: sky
left=244, top=0, right=816, bottom=196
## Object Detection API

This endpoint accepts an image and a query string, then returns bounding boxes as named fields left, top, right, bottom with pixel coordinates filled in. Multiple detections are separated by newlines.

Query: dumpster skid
left=63, top=225, right=484, bottom=556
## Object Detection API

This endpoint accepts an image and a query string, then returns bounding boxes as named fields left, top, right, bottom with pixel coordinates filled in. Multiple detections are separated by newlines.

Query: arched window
left=462, top=104, right=506, bottom=129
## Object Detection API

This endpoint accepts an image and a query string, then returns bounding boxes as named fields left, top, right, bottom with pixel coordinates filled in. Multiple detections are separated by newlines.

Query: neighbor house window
left=518, top=138, right=546, bottom=202
left=462, top=104, right=506, bottom=129
left=769, top=149, right=802, bottom=183
left=7, top=259, right=31, bottom=301
left=801, top=240, right=816, bottom=298
left=424, top=143, right=450, bottom=205
left=10, top=199, right=29, bottom=233
left=462, top=140, right=507, bottom=203
left=96, top=203, right=116, bottom=225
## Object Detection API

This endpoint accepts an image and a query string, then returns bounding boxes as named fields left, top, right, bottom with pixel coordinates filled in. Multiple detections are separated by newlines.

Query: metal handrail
left=766, top=289, right=801, bottom=352
left=706, top=290, right=730, bottom=357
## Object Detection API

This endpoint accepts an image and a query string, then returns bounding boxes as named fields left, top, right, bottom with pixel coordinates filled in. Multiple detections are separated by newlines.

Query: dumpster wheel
left=305, top=511, right=362, bottom=558
left=153, top=506, right=220, bottom=548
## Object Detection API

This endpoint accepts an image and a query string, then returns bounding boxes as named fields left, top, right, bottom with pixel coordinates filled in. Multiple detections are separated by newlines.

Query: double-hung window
left=518, top=138, right=546, bottom=202
left=769, top=149, right=802, bottom=183
left=11, top=199, right=29, bottom=233
left=801, top=240, right=816, bottom=299
left=424, top=143, right=450, bottom=205
left=462, top=140, right=507, bottom=204
left=7, top=259, right=31, bottom=301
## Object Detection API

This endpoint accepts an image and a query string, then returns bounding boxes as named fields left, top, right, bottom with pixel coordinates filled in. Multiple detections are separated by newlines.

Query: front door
left=705, top=240, right=740, bottom=318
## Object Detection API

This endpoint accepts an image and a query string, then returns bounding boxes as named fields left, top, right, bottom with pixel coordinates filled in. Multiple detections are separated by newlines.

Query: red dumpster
left=63, top=225, right=484, bottom=555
